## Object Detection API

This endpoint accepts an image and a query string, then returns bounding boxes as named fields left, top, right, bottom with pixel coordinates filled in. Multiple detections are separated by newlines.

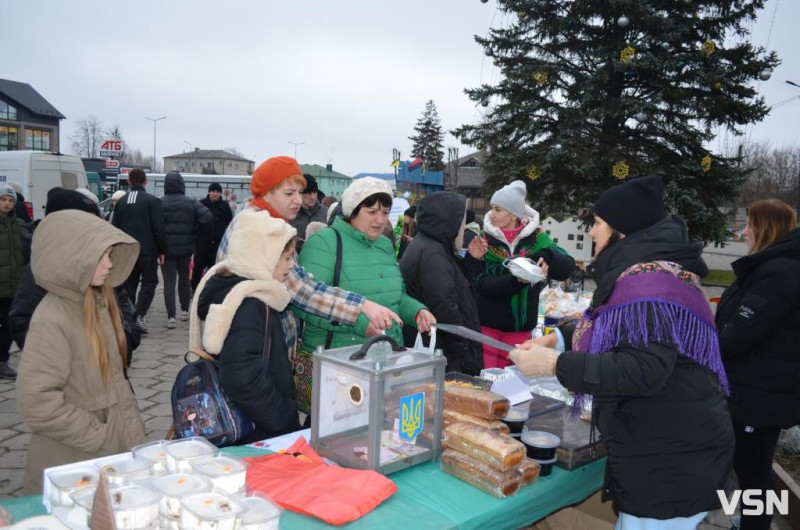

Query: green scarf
left=483, top=230, right=555, bottom=330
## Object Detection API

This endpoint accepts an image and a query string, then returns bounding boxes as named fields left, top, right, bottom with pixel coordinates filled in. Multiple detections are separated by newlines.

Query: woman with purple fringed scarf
left=510, top=175, right=734, bottom=530
left=715, top=199, right=800, bottom=530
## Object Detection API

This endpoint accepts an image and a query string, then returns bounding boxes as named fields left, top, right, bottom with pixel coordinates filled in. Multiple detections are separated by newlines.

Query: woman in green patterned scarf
left=476, top=180, right=575, bottom=368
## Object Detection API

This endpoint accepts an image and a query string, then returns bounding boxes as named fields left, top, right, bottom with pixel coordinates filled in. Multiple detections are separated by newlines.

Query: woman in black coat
left=715, top=199, right=800, bottom=530
left=399, top=192, right=486, bottom=375
left=510, top=176, right=733, bottom=526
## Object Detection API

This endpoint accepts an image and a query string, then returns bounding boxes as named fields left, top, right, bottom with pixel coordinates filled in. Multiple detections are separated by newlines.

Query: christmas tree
left=409, top=100, right=446, bottom=171
left=453, top=0, right=779, bottom=243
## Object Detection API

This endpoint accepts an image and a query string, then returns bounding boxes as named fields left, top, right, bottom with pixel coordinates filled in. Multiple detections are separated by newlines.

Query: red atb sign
left=104, top=159, right=120, bottom=168
left=99, top=140, right=124, bottom=158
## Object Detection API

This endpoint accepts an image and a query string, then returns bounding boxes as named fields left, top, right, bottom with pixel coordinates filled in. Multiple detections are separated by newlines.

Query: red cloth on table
left=243, top=436, right=398, bottom=526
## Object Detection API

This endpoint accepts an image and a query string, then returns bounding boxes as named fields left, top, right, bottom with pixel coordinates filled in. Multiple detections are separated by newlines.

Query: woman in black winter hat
left=510, top=175, right=734, bottom=527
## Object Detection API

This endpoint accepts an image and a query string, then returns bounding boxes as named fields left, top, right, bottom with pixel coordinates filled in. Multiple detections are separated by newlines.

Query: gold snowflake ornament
left=701, top=155, right=712, bottom=173
left=533, top=71, right=548, bottom=86
left=527, top=166, right=541, bottom=181
left=620, top=46, right=636, bottom=64
left=612, top=162, right=630, bottom=180
left=701, top=40, right=716, bottom=57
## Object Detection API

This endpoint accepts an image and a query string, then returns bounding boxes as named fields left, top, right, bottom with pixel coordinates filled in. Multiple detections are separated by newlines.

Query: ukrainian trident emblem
left=399, top=392, right=424, bottom=442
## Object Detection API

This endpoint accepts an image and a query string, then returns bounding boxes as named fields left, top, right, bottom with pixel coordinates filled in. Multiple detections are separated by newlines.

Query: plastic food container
left=108, top=485, right=160, bottom=529
left=527, top=394, right=566, bottom=418
left=502, top=406, right=529, bottom=436
left=237, top=492, right=283, bottom=530
left=479, top=368, right=512, bottom=382
left=96, top=456, right=153, bottom=486
left=70, top=489, right=96, bottom=526
left=521, top=430, right=560, bottom=460
left=189, top=454, right=248, bottom=496
left=149, top=473, right=213, bottom=519
left=164, top=437, right=217, bottom=473
left=132, top=440, right=170, bottom=475
left=444, top=371, right=492, bottom=390
left=535, top=456, right=558, bottom=477
left=180, top=491, right=244, bottom=530
left=48, top=465, right=99, bottom=507
left=527, top=407, right=606, bottom=470
left=503, top=257, right=546, bottom=284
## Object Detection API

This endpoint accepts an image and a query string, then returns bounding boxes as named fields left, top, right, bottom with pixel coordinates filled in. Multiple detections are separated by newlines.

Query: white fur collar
left=189, top=262, right=291, bottom=354
left=483, top=205, right=540, bottom=254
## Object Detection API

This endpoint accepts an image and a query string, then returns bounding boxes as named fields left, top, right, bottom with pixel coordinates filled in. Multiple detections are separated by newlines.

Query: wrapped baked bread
left=444, top=386, right=510, bottom=420
left=441, top=449, right=521, bottom=498
left=443, top=422, right=525, bottom=471
left=517, top=458, right=541, bottom=487
left=443, top=410, right=510, bottom=434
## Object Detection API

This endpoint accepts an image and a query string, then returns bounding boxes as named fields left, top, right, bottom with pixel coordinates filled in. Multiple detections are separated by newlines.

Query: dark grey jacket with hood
left=160, top=172, right=212, bottom=258
left=399, top=192, right=484, bottom=375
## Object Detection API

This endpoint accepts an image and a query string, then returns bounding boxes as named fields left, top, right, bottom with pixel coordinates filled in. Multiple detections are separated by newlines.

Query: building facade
left=540, top=216, right=594, bottom=265
left=443, top=150, right=489, bottom=212
left=300, top=164, right=351, bottom=199
left=0, top=78, right=64, bottom=153
left=163, top=149, right=254, bottom=175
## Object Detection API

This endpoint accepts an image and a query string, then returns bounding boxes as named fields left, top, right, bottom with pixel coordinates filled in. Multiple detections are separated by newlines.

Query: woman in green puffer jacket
left=296, top=177, right=434, bottom=350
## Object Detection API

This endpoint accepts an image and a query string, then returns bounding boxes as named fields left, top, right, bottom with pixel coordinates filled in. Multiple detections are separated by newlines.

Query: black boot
left=0, top=361, right=17, bottom=380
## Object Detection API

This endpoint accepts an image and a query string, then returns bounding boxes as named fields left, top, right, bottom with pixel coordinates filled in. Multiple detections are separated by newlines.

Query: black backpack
left=170, top=349, right=255, bottom=447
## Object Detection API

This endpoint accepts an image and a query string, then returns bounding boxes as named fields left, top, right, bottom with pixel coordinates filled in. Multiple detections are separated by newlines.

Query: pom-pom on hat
left=341, top=177, right=392, bottom=217
left=593, top=174, right=665, bottom=235
left=0, top=185, right=17, bottom=203
left=490, top=180, right=527, bottom=219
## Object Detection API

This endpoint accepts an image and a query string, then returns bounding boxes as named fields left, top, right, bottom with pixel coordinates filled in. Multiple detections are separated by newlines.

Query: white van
left=144, top=172, right=252, bottom=214
left=0, top=151, right=90, bottom=220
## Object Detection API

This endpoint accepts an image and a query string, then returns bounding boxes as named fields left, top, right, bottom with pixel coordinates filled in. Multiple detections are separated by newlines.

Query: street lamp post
left=184, top=140, right=192, bottom=172
left=145, top=116, right=166, bottom=172
left=288, top=141, right=305, bottom=159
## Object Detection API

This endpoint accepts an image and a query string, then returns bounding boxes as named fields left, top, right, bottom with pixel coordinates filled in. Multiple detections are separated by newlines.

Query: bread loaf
left=517, top=458, right=541, bottom=487
left=441, top=449, right=521, bottom=498
left=443, top=410, right=510, bottom=434
left=444, top=386, right=510, bottom=420
left=443, top=422, right=525, bottom=471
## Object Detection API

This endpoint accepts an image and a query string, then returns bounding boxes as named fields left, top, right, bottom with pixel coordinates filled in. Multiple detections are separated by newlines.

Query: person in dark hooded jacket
left=510, top=176, right=733, bottom=526
left=716, top=198, right=800, bottom=530
left=9, top=189, right=142, bottom=366
left=160, top=171, right=211, bottom=328
left=192, top=183, right=234, bottom=293
left=400, top=192, right=487, bottom=375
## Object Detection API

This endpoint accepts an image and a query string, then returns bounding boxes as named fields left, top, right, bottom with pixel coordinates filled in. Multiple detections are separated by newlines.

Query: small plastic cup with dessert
left=163, top=436, right=217, bottom=473
left=189, top=454, right=248, bottom=496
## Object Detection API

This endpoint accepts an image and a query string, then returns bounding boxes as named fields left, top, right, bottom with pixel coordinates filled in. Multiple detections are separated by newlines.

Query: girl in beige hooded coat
left=17, top=210, right=146, bottom=494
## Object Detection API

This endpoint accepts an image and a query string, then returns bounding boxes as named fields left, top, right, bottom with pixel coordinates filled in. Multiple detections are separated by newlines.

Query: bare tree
left=106, top=124, right=124, bottom=141
left=738, top=141, right=800, bottom=209
left=69, top=115, right=104, bottom=158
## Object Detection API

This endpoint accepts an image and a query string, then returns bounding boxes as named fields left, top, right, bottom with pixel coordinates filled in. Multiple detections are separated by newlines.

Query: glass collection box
left=310, top=336, right=446, bottom=475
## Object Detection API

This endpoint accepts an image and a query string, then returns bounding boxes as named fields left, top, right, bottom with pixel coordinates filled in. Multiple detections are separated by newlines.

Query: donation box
left=310, top=335, right=445, bottom=475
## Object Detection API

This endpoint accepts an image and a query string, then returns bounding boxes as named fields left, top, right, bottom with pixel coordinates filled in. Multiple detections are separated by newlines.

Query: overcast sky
left=4, top=0, right=798, bottom=176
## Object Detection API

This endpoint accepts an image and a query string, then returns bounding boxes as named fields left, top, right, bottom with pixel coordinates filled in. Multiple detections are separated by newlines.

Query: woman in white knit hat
left=476, top=180, right=575, bottom=368
left=296, top=177, right=435, bottom=351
